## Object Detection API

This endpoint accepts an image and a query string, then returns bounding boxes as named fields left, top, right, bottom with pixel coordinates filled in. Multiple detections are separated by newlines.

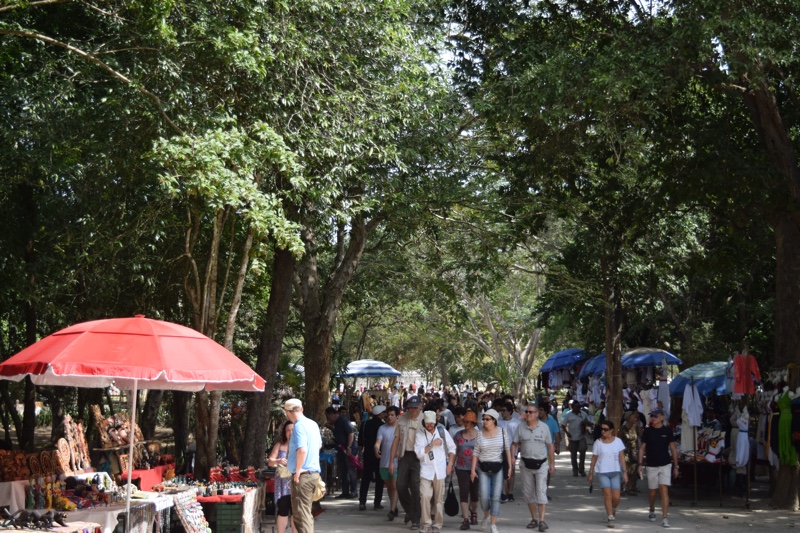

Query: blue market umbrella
left=540, top=348, right=588, bottom=373
left=621, top=348, right=682, bottom=369
left=578, top=353, right=606, bottom=378
left=343, top=359, right=401, bottom=378
left=668, top=361, right=728, bottom=397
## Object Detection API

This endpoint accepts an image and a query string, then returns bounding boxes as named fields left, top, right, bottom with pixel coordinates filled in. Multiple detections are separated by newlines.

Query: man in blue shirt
left=286, top=399, right=322, bottom=533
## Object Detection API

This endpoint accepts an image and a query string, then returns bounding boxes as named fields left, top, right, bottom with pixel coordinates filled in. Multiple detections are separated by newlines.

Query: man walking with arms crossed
left=637, top=408, right=679, bottom=528
left=285, top=399, right=323, bottom=533
left=390, top=395, right=424, bottom=530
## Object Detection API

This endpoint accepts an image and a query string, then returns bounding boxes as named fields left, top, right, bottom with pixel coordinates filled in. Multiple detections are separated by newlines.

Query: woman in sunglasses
left=470, top=409, right=512, bottom=533
left=587, top=421, right=627, bottom=528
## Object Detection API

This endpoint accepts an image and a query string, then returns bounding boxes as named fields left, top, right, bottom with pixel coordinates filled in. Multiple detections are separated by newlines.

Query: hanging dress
left=735, top=413, right=750, bottom=468
left=778, top=392, right=798, bottom=466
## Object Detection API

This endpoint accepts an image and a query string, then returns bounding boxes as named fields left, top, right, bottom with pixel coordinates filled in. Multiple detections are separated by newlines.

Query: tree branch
left=0, top=0, right=64, bottom=13
left=0, top=28, right=183, bottom=134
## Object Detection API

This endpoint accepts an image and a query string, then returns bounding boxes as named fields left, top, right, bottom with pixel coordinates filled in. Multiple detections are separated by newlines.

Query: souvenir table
left=675, top=456, right=730, bottom=505
left=0, top=472, right=115, bottom=514
left=0, top=521, right=102, bottom=533
left=66, top=501, right=150, bottom=533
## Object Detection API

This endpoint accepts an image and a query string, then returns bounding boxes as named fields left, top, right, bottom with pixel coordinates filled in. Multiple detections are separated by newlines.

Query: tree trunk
left=304, top=335, right=332, bottom=424
left=171, top=391, right=191, bottom=470
left=240, top=247, right=296, bottom=468
left=602, top=256, right=624, bottom=432
left=140, top=390, right=165, bottom=440
left=298, top=216, right=376, bottom=423
left=193, top=390, right=221, bottom=479
left=741, top=81, right=800, bottom=510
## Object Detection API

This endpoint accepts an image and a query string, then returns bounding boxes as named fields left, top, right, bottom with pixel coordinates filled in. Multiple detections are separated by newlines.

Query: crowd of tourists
left=273, top=385, right=680, bottom=533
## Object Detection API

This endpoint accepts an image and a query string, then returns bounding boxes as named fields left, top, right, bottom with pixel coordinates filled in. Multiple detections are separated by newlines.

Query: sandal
left=527, top=520, right=539, bottom=529
left=470, top=513, right=478, bottom=525
left=460, top=519, right=470, bottom=530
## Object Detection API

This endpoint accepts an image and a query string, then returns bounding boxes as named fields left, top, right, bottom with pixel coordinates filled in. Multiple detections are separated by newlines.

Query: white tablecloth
left=0, top=479, right=31, bottom=513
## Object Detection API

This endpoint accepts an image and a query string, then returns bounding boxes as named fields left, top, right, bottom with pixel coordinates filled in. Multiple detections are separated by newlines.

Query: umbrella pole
left=125, top=379, right=138, bottom=533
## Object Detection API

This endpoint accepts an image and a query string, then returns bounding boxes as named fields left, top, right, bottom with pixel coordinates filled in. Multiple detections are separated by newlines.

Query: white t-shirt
left=592, top=437, right=626, bottom=473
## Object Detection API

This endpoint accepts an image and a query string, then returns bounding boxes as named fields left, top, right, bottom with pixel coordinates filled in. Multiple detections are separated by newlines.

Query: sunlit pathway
left=305, top=450, right=699, bottom=533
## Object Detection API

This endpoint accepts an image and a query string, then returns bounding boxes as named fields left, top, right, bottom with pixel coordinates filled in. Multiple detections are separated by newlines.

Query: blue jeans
left=478, top=468, right=503, bottom=517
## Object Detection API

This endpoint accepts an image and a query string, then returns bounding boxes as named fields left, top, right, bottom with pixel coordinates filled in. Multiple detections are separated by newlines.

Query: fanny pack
left=521, top=457, right=547, bottom=470
left=478, top=461, right=503, bottom=474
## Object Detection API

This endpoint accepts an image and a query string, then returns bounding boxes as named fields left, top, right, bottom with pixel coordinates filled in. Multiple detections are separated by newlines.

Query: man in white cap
left=415, top=410, right=455, bottom=533
left=359, top=404, right=387, bottom=511
left=284, top=399, right=322, bottom=533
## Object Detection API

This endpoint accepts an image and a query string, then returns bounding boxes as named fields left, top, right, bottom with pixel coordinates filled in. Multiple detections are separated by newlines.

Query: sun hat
left=423, top=411, right=437, bottom=424
left=483, top=408, right=500, bottom=421
left=463, top=411, right=478, bottom=424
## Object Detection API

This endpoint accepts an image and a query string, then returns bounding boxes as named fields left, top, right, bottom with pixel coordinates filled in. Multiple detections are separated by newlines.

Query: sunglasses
left=525, top=410, right=537, bottom=414
left=482, top=417, right=494, bottom=421
left=601, top=427, right=611, bottom=432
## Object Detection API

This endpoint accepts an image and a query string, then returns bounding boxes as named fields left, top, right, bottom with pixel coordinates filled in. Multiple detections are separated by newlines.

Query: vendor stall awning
left=621, top=348, right=682, bottom=369
left=668, top=361, right=727, bottom=397
left=578, top=353, right=606, bottom=378
left=540, top=348, right=587, bottom=373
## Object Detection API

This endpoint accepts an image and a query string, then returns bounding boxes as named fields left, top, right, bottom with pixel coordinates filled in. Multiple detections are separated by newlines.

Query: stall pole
left=692, top=377, right=698, bottom=504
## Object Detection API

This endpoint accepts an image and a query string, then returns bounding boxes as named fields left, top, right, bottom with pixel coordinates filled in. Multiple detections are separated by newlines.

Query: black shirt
left=641, top=425, right=675, bottom=467
left=333, top=415, right=354, bottom=449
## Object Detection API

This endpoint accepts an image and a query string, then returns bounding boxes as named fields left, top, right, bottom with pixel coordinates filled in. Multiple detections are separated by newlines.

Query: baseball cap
left=372, top=405, right=386, bottom=415
left=283, top=398, right=302, bottom=411
left=405, top=396, right=422, bottom=408
left=649, top=408, right=665, bottom=417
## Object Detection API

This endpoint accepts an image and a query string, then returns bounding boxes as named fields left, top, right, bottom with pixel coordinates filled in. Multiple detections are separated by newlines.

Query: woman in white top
left=587, top=420, right=627, bottom=528
left=470, top=409, right=512, bottom=533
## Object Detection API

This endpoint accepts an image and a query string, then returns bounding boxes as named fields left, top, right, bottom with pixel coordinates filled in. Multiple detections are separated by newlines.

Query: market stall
left=0, top=315, right=265, bottom=533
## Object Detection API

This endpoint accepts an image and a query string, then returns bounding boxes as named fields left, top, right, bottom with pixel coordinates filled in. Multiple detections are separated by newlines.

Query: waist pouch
left=478, top=461, right=503, bottom=474
left=522, top=457, right=547, bottom=470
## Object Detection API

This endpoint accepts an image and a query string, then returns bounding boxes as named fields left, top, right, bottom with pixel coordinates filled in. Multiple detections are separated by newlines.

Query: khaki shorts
left=645, top=464, right=672, bottom=488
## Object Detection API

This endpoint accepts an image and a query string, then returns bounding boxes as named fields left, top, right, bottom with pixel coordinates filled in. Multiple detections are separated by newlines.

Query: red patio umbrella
left=0, top=314, right=265, bottom=530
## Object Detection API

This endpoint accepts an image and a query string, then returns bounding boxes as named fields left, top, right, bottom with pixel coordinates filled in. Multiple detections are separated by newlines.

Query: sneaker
left=359, top=504, right=367, bottom=511
left=388, top=510, right=397, bottom=521
left=375, top=504, right=385, bottom=510
left=480, top=518, right=488, bottom=533
left=649, top=511, right=656, bottom=522
left=490, top=525, right=499, bottom=533
left=538, top=521, right=549, bottom=532
left=461, top=519, right=471, bottom=530
left=411, top=523, right=420, bottom=531
left=607, top=516, right=615, bottom=528
left=471, top=513, right=478, bottom=525
left=507, top=494, right=515, bottom=502
left=662, top=518, right=670, bottom=528
left=405, top=514, right=411, bottom=524
left=500, top=494, right=508, bottom=503
left=335, top=493, right=351, bottom=499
